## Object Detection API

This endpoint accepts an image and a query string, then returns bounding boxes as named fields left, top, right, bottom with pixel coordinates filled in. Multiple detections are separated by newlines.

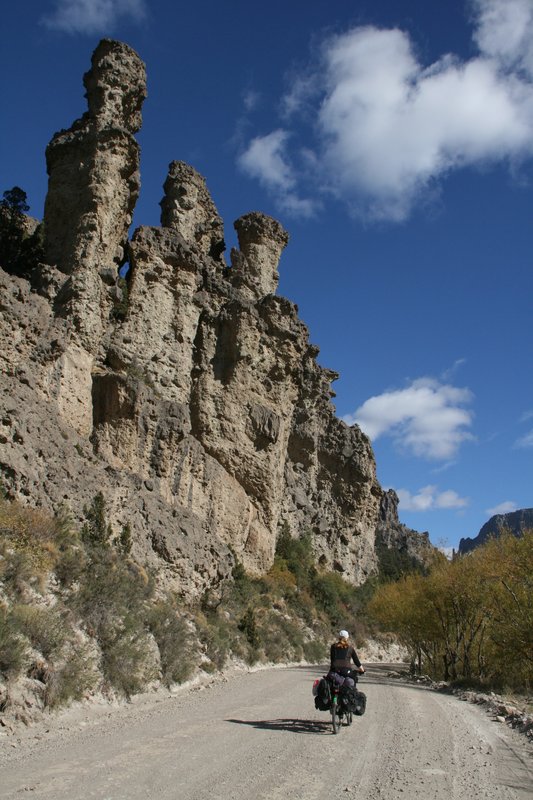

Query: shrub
left=0, top=606, right=27, bottom=677
left=111, top=277, right=129, bottom=322
left=148, top=599, right=196, bottom=685
left=263, top=559, right=297, bottom=597
left=285, top=587, right=319, bottom=626
left=310, top=571, right=353, bottom=624
left=303, top=638, right=326, bottom=663
left=275, top=524, right=314, bottom=588
left=72, top=545, right=154, bottom=695
left=54, top=543, right=86, bottom=588
left=99, top=627, right=157, bottom=697
left=44, top=644, right=98, bottom=709
left=118, top=523, right=132, bottom=556
left=257, top=611, right=305, bottom=663
left=73, top=548, right=152, bottom=633
left=81, top=492, right=112, bottom=548
left=0, top=546, right=35, bottom=598
left=376, top=540, right=427, bottom=581
left=11, top=605, right=67, bottom=659
left=51, top=505, right=86, bottom=587
left=195, top=610, right=234, bottom=670
left=229, top=552, right=257, bottom=604
left=239, top=606, right=260, bottom=652
left=0, top=497, right=60, bottom=591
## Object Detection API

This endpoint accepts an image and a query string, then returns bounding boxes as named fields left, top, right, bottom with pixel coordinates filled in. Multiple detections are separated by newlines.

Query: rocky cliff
left=375, top=490, right=434, bottom=568
left=458, top=508, right=533, bottom=555
left=0, top=39, right=422, bottom=599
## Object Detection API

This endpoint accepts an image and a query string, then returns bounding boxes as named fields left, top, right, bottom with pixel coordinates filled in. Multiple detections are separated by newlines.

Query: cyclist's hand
left=359, top=667, right=365, bottom=673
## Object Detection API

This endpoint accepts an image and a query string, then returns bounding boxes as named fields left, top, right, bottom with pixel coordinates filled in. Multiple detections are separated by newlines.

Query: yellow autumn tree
left=369, top=531, right=533, bottom=690
left=477, top=530, right=533, bottom=688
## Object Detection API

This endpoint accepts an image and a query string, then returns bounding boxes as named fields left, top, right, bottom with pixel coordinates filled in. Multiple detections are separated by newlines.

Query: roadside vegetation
left=9, top=484, right=526, bottom=722
left=0, top=497, right=386, bottom=719
left=368, top=530, right=533, bottom=692
left=5, top=488, right=527, bottom=721
left=0, top=493, right=194, bottom=714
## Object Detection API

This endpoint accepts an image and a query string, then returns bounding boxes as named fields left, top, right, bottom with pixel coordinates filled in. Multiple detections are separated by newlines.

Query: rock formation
left=458, top=508, right=533, bottom=555
left=376, top=490, right=434, bottom=567
left=40, top=39, right=147, bottom=443
left=0, top=39, right=428, bottom=599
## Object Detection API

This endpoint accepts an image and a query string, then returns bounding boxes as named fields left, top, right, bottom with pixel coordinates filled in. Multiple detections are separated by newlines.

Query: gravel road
left=1, top=664, right=532, bottom=799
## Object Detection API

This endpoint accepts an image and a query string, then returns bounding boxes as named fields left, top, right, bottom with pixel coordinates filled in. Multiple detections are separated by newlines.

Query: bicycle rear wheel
left=331, top=698, right=341, bottom=734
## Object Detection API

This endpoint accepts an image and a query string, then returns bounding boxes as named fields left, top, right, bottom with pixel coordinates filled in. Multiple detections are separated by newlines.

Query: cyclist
left=329, top=629, right=365, bottom=688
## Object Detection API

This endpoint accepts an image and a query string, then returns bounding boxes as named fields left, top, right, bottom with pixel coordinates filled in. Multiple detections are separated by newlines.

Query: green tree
left=81, top=492, right=112, bottom=548
left=118, top=522, right=132, bottom=555
left=1, top=187, right=29, bottom=215
left=275, top=523, right=315, bottom=587
left=0, top=186, right=43, bottom=279
left=239, top=606, right=260, bottom=649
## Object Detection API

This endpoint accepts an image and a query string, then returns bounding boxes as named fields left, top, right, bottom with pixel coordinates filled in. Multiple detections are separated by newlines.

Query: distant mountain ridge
left=458, top=508, right=533, bottom=555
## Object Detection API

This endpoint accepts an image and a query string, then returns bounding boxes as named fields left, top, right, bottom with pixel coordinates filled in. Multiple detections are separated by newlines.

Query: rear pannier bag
left=353, top=690, right=366, bottom=716
left=340, top=685, right=367, bottom=715
left=314, top=677, right=331, bottom=711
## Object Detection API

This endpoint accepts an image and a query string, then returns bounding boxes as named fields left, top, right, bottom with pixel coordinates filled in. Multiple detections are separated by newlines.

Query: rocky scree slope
left=0, top=39, right=430, bottom=600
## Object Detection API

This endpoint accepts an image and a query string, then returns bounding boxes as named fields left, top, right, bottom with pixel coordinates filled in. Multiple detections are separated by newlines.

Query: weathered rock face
left=0, top=38, right=426, bottom=599
left=375, top=490, right=434, bottom=568
left=160, top=160, right=225, bottom=261
left=231, top=213, right=289, bottom=301
left=458, top=508, right=533, bottom=555
left=43, top=39, right=146, bottom=353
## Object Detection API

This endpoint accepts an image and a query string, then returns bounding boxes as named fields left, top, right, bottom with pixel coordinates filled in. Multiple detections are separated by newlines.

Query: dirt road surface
left=1, top=664, right=532, bottom=799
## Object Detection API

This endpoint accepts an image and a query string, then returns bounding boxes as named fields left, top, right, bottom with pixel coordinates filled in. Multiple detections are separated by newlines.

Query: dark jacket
left=330, top=642, right=362, bottom=673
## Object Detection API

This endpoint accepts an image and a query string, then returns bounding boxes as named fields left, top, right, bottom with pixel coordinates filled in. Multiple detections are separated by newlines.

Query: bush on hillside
left=147, top=598, right=196, bottom=686
left=11, top=605, right=67, bottom=660
left=43, top=643, right=98, bottom=709
left=0, top=607, right=27, bottom=678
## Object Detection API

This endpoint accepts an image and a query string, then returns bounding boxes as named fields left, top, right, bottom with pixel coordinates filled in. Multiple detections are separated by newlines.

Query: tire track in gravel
left=0, top=664, right=531, bottom=799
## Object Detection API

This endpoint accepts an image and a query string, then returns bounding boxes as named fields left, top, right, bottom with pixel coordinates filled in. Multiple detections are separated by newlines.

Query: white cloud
left=515, top=429, right=533, bottom=447
left=239, top=130, right=294, bottom=191
left=240, top=0, right=533, bottom=221
left=441, top=358, right=467, bottom=381
left=472, top=0, right=533, bottom=77
left=396, top=485, right=469, bottom=511
left=243, top=90, right=260, bottom=113
left=343, top=378, right=474, bottom=460
left=435, top=489, right=470, bottom=509
left=42, top=0, right=146, bottom=35
left=316, top=17, right=533, bottom=220
left=514, top=408, right=533, bottom=447
left=486, top=500, right=518, bottom=515
left=238, top=130, right=317, bottom=217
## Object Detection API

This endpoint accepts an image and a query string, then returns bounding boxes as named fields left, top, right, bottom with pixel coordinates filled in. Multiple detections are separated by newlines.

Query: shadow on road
left=226, top=717, right=332, bottom=735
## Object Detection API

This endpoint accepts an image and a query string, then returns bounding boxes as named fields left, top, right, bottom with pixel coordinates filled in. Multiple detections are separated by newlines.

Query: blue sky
left=1, top=0, right=532, bottom=550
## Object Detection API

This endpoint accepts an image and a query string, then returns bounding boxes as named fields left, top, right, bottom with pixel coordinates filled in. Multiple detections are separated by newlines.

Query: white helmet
left=339, top=629, right=349, bottom=639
